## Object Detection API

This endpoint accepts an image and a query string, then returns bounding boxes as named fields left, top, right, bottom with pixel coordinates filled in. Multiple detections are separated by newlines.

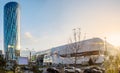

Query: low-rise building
left=34, top=38, right=117, bottom=66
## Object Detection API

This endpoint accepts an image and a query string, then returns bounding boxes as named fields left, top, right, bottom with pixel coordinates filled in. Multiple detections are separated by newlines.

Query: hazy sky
left=0, top=0, right=120, bottom=51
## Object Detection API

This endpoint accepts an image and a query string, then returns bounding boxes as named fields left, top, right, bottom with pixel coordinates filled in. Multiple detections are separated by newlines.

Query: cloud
left=24, top=32, right=39, bottom=43
left=24, top=32, right=33, bottom=39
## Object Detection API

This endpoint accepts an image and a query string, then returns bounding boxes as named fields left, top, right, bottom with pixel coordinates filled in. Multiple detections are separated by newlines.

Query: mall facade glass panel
left=4, top=2, right=20, bottom=60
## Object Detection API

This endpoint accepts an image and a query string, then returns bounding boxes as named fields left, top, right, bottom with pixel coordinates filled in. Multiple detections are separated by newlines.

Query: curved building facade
left=4, top=2, right=20, bottom=60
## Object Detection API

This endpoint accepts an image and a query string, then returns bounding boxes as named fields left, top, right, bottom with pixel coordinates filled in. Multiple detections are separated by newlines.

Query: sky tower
left=4, top=2, right=20, bottom=60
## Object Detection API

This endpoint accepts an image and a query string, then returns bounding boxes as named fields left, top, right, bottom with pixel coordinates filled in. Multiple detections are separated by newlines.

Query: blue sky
left=0, top=0, right=120, bottom=51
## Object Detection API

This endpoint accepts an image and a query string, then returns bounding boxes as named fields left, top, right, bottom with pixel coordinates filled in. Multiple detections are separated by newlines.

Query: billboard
left=17, top=57, right=28, bottom=65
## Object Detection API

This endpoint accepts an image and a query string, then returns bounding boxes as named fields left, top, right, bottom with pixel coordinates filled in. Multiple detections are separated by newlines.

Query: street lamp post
left=30, top=51, right=31, bottom=62
left=26, top=48, right=35, bottom=65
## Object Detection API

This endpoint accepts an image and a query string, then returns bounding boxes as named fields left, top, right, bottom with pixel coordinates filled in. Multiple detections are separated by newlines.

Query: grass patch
left=6, top=71, right=14, bottom=73
left=0, top=70, right=5, bottom=73
left=0, top=70, right=14, bottom=73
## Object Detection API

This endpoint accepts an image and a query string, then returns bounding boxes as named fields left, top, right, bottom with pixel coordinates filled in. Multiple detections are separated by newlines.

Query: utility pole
left=83, top=33, right=86, bottom=64
left=104, top=37, right=107, bottom=56
left=73, top=29, right=76, bottom=67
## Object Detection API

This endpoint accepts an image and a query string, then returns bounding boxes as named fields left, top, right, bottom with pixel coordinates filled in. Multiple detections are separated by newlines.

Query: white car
left=64, top=67, right=82, bottom=73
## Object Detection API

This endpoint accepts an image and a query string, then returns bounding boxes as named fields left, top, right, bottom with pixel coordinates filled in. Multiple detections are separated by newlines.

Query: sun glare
left=107, top=34, right=120, bottom=47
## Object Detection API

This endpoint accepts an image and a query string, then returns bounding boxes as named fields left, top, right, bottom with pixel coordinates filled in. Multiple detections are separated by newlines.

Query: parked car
left=64, top=67, right=82, bottom=73
left=23, top=66, right=31, bottom=70
left=47, top=67, right=60, bottom=73
left=52, top=67, right=60, bottom=71
left=83, top=66, right=105, bottom=73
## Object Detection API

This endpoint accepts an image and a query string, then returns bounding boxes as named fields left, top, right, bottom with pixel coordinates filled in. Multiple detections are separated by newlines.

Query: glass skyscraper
left=4, top=2, right=20, bottom=60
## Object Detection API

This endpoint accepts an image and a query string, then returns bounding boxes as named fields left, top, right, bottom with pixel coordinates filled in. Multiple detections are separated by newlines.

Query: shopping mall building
left=33, top=38, right=117, bottom=66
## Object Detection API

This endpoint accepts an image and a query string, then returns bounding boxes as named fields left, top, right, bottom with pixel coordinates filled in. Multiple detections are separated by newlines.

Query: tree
left=0, top=55, right=6, bottom=69
left=65, top=28, right=81, bottom=73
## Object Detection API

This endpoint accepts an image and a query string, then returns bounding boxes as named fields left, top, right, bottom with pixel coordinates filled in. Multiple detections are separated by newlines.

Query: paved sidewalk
left=24, top=70, right=33, bottom=73
left=42, top=68, right=47, bottom=73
